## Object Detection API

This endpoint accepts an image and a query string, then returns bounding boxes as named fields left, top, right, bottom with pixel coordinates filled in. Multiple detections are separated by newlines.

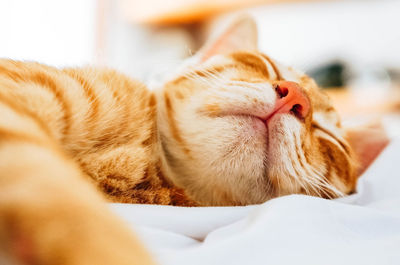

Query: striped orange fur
left=0, top=15, right=383, bottom=264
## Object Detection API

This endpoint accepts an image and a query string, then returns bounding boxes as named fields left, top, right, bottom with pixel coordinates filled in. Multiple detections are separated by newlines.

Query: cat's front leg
left=0, top=141, right=154, bottom=265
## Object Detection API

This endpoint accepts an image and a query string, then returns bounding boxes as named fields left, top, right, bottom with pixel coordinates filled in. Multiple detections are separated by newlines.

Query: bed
left=111, top=136, right=400, bottom=265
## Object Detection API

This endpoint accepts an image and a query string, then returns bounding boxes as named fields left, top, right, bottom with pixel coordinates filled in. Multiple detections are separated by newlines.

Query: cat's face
left=156, top=17, right=358, bottom=206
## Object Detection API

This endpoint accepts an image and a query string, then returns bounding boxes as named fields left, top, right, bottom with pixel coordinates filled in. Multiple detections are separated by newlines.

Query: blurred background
left=1, top=0, right=399, bottom=135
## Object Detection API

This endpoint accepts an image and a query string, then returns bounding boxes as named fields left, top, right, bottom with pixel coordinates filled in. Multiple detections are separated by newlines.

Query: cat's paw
left=0, top=199, right=154, bottom=265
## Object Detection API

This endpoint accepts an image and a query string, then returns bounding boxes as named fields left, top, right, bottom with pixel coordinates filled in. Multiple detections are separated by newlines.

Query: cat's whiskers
left=182, top=71, right=217, bottom=88
left=301, top=162, right=336, bottom=198
left=292, top=132, right=323, bottom=196
left=291, top=131, right=343, bottom=198
left=195, top=68, right=226, bottom=87
left=303, top=166, right=344, bottom=199
left=280, top=131, right=313, bottom=196
left=276, top=175, right=282, bottom=197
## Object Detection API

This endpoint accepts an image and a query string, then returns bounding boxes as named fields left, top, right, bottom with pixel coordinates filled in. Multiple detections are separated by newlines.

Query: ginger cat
left=0, top=16, right=388, bottom=265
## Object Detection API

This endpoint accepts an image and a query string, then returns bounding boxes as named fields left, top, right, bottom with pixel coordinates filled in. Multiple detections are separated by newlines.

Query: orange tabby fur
left=0, top=16, right=387, bottom=265
left=0, top=60, right=157, bottom=265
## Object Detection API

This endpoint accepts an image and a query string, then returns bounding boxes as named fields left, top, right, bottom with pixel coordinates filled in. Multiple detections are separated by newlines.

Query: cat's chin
left=245, top=111, right=302, bottom=142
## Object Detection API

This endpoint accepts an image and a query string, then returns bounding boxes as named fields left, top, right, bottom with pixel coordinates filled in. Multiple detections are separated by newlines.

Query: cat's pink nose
left=272, top=81, right=310, bottom=120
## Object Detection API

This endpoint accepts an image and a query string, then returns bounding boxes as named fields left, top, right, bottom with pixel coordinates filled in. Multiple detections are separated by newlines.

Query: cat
left=0, top=15, right=388, bottom=265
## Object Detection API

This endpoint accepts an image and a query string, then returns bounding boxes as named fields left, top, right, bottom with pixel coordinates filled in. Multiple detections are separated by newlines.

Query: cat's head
left=156, top=16, right=387, bottom=206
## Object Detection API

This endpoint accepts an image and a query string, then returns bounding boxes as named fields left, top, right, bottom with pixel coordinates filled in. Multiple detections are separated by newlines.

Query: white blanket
left=111, top=138, right=400, bottom=265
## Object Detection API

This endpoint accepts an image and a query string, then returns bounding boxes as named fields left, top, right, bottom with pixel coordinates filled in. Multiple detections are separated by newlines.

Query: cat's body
left=0, top=60, right=196, bottom=206
left=0, top=60, right=194, bottom=205
left=0, top=16, right=388, bottom=265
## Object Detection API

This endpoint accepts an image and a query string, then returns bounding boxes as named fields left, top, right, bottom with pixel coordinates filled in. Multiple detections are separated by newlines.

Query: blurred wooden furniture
left=325, top=87, right=400, bottom=118
left=116, top=0, right=323, bottom=24
left=326, top=86, right=400, bottom=138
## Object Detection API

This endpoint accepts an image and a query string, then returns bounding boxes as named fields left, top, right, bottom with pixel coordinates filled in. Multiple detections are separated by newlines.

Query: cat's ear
left=344, top=120, right=390, bottom=175
left=196, top=15, right=258, bottom=63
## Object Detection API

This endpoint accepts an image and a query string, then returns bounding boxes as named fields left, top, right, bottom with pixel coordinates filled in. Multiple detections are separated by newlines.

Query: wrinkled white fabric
left=111, top=138, right=400, bottom=265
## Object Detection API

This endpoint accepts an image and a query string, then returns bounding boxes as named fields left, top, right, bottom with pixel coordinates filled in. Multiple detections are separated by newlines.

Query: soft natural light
left=0, top=0, right=96, bottom=67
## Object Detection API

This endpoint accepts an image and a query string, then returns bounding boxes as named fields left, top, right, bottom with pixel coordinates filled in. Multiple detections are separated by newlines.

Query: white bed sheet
left=111, top=138, right=400, bottom=265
